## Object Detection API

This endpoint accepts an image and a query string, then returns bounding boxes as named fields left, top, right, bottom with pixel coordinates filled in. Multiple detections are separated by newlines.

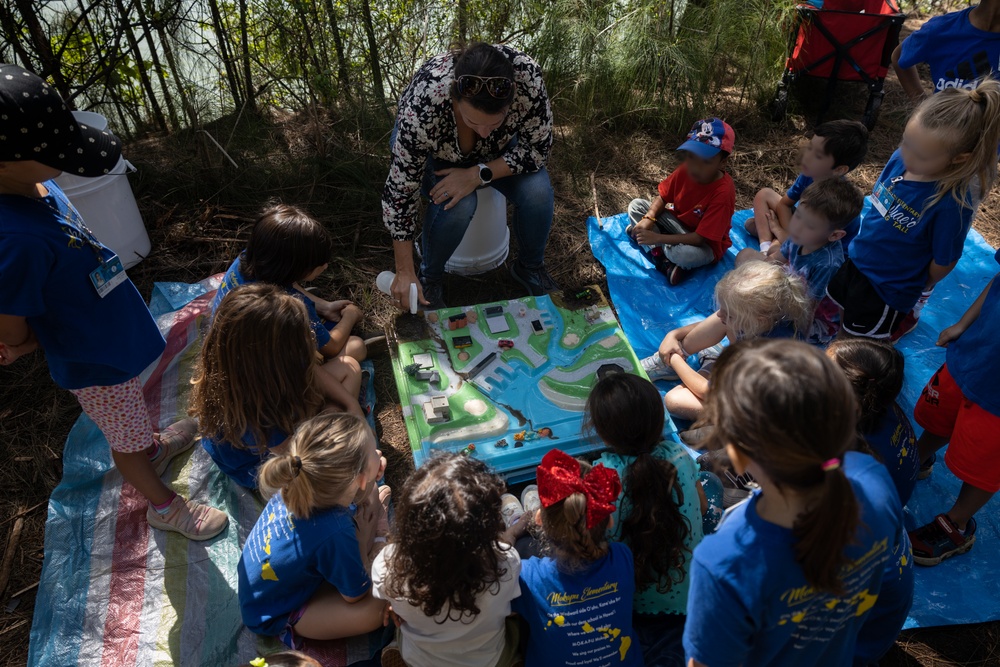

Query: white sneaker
left=500, top=493, right=525, bottom=528
left=521, top=485, right=540, bottom=518
left=640, top=354, right=678, bottom=382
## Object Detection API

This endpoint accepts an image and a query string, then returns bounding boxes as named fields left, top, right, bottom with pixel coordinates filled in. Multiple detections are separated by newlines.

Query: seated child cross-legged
left=626, top=117, right=736, bottom=286
left=238, top=413, right=389, bottom=649
left=513, top=450, right=642, bottom=667
left=908, top=247, right=1000, bottom=565
left=191, top=283, right=366, bottom=489
left=215, top=203, right=368, bottom=381
left=738, top=178, right=865, bottom=345
left=639, top=261, right=812, bottom=421
left=684, top=340, right=909, bottom=667
left=372, top=454, right=524, bottom=667
left=590, top=374, right=705, bottom=666
left=746, top=119, right=869, bottom=252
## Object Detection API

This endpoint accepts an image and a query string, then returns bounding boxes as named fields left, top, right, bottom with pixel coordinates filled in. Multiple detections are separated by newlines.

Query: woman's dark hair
left=698, top=339, right=860, bottom=595
left=449, top=42, right=516, bottom=114
left=384, top=453, right=510, bottom=621
left=241, top=204, right=335, bottom=285
left=826, top=338, right=905, bottom=434
left=584, top=374, right=691, bottom=592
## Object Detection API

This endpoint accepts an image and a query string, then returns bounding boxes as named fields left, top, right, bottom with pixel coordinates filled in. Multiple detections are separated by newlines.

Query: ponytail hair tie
left=292, top=455, right=303, bottom=477
left=821, top=458, right=841, bottom=472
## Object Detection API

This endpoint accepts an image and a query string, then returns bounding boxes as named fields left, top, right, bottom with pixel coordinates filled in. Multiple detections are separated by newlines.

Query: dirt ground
left=2, top=13, right=1000, bottom=667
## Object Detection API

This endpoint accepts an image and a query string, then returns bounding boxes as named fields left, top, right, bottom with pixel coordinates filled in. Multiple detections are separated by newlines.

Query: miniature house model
left=423, top=395, right=451, bottom=424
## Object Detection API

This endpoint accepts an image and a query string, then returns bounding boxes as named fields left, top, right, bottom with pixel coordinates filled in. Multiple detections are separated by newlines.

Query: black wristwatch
left=477, top=163, right=493, bottom=186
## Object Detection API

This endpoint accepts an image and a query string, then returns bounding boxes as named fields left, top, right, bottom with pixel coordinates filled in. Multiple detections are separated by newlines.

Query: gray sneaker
left=510, top=261, right=559, bottom=296
left=640, top=353, right=679, bottom=382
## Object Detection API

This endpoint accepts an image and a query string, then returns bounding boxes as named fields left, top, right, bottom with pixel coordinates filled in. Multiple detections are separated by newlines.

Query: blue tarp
left=588, top=207, right=1000, bottom=629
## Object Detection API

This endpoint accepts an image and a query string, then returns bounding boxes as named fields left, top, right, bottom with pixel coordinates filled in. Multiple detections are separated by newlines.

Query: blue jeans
left=390, top=124, right=555, bottom=283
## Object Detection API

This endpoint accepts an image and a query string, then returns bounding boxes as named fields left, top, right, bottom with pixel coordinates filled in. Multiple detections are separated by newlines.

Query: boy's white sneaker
left=640, top=353, right=679, bottom=382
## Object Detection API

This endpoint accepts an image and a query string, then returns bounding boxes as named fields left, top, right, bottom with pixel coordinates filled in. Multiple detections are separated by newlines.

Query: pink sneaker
left=146, top=495, right=228, bottom=541
left=152, top=418, right=199, bottom=476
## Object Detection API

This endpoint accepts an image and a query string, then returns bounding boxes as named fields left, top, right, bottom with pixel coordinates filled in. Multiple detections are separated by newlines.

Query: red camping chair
left=770, top=0, right=906, bottom=129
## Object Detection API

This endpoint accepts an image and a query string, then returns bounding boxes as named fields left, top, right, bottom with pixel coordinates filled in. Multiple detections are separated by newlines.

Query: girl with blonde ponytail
left=684, top=339, right=909, bottom=667
left=238, top=413, right=388, bottom=648
left=828, top=77, right=1000, bottom=340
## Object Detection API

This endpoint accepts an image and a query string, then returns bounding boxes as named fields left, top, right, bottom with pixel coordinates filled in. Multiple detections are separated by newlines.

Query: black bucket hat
left=0, top=64, right=121, bottom=176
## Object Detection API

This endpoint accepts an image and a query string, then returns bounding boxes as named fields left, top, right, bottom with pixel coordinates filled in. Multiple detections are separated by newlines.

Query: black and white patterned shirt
left=382, top=44, right=554, bottom=241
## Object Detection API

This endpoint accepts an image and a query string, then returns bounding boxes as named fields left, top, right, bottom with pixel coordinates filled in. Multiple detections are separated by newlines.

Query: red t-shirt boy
left=628, top=117, right=737, bottom=286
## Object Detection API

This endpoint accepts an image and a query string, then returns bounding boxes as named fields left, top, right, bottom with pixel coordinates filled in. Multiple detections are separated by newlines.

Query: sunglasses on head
left=456, top=75, right=513, bottom=99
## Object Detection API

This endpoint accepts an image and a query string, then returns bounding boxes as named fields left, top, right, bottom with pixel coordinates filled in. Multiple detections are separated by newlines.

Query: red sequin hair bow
left=536, top=449, right=622, bottom=529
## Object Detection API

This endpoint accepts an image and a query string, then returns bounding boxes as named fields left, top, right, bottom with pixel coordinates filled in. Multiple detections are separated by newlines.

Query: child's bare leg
left=338, top=335, right=367, bottom=363
left=917, top=431, right=950, bottom=465
left=293, top=584, right=386, bottom=640
left=749, top=188, right=781, bottom=241
left=113, top=450, right=174, bottom=505
left=735, top=248, right=766, bottom=267
left=946, top=484, right=993, bottom=530
left=664, top=386, right=704, bottom=421
left=321, top=357, right=362, bottom=400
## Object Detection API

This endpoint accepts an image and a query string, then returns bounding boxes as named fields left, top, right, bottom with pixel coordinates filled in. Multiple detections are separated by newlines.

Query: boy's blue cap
left=677, top=117, right=736, bottom=159
left=0, top=64, right=121, bottom=176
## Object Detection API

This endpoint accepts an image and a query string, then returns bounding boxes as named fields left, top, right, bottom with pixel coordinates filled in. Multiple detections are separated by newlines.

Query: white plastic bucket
left=444, top=188, right=510, bottom=275
left=54, top=112, right=150, bottom=268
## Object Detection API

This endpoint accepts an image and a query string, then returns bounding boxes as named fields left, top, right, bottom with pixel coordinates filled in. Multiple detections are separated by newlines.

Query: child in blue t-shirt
left=827, top=78, right=1000, bottom=340
left=0, top=65, right=227, bottom=540
left=589, top=374, right=704, bottom=666
left=892, top=0, right=1000, bottom=103
left=827, top=338, right=919, bottom=506
left=746, top=120, right=868, bottom=253
left=683, top=339, right=907, bottom=667
left=238, top=412, right=388, bottom=647
left=214, top=203, right=368, bottom=362
left=512, top=449, right=643, bottom=667
left=909, top=247, right=1000, bottom=566
left=190, top=283, right=366, bottom=489
left=640, top=261, right=812, bottom=421
left=739, top=178, right=865, bottom=345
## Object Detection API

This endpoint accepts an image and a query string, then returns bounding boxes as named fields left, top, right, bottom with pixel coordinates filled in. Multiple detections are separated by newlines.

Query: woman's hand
left=391, top=268, right=427, bottom=313
left=429, top=166, right=481, bottom=211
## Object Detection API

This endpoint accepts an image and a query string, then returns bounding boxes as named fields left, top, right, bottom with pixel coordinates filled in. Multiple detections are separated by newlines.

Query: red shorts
left=914, top=363, right=1000, bottom=493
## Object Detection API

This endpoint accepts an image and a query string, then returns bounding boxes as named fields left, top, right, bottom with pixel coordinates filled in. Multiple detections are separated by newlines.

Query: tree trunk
left=132, top=0, right=179, bottom=129
left=458, top=0, right=468, bottom=43
left=11, top=0, right=73, bottom=100
left=237, top=0, right=256, bottom=112
left=156, top=23, right=198, bottom=128
left=112, top=0, right=168, bottom=130
left=359, top=0, right=387, bottom=113
left=322, top=0, right=352, bottom=97
left=206, top=0, right=244, bottom=109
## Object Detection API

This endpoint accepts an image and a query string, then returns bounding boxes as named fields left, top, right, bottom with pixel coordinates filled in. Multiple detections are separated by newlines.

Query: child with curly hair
left=238, top=413, right=388, bottom=648
left=372, top=453, right=523, bottom=667
left=639, top=261, right=812, bottom=421
left=590, top=374, right=704, bottom=666
left=191, top=283, right=365, bottom=489
left=513, top=450, right=642, bottom=667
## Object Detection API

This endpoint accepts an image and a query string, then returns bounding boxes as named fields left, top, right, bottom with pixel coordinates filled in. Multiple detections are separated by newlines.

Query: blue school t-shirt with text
left=513, top=542, right=644, bottom=667
left=849, top=149, right=973, bottom=312
left=0, top=181, right=164, bottom=390
left=946, top=248, right=1000, bottom=417
left=898, top=7, right=1000, bottom=94
left=683, top=452, right=904, bottom=667
left=238, top=493, right=370, bottom=636
left=863, top=403, right=919, bottom=506
left=213, top=255, right=332, bottom=350
left=201, top=427, right=288, bottom=489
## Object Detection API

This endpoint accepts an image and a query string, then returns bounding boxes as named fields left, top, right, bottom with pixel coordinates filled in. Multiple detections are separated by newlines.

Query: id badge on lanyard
left=89, top=254, right=127, bottom=298
left=871, top=180, right=895, bottom=218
